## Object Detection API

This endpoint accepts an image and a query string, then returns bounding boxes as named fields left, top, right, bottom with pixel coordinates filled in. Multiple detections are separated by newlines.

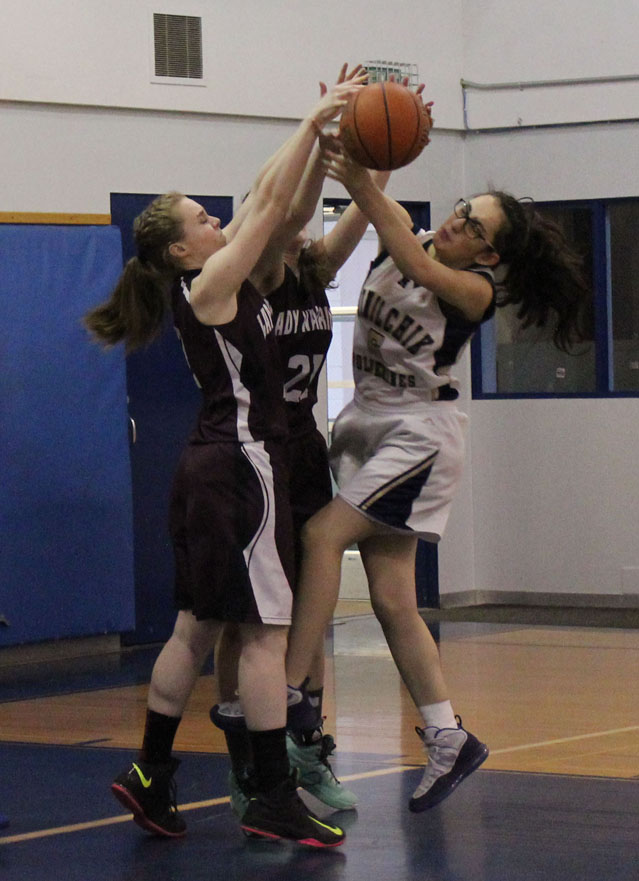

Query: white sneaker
left=410, top=718, right=488, bottom=812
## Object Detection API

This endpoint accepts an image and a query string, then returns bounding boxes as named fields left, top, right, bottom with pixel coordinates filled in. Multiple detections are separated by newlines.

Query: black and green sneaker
left=240, top=775, right=345, bottom=848
left=111, top=757, right=186, bottom=838
left=229, top=768, right=260, bottom=820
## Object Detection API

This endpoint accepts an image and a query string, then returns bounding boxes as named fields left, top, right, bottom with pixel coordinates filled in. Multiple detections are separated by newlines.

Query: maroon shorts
left=169, top=440, right=295, bottom=624
left=287, top=428, right=333, bottom=540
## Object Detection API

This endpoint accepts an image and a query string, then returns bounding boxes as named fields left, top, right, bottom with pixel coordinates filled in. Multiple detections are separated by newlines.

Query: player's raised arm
left=189, top=73, right=365, bottom=324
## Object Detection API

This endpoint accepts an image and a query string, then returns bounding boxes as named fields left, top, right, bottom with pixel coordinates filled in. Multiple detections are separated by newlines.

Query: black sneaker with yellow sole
left=240, top=775, right=345, bottom=848
left=111, top=757, right=186, bottom=837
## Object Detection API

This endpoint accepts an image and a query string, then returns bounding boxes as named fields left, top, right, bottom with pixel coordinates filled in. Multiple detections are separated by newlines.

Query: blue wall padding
left=0, top=225, right=135, bottom=645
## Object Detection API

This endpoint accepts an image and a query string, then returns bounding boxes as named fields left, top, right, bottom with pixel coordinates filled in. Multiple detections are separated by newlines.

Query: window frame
left=471, top=196, right=639, bottom=399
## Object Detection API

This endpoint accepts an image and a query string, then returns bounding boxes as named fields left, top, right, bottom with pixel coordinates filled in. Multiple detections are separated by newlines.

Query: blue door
left=110, top=193, right=233, bottom=645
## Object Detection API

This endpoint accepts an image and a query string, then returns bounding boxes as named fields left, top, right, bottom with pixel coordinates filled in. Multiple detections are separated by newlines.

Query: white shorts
left=329, top=397, right=468, bottom=542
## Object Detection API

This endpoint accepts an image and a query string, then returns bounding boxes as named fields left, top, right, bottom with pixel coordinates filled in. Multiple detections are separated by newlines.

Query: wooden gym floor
left=1, top=603, right=638, bottom=880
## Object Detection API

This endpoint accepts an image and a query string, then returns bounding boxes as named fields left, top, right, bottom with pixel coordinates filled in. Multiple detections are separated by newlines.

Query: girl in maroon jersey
left=85, top=68, right=364, bottom=848
left=210, top=150, right=391, bottom=814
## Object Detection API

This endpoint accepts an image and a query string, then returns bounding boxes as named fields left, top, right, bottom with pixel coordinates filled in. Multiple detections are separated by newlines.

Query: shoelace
left=414, top=726, right=464, bottom=775
left=316, top=734, right=341, bottom=783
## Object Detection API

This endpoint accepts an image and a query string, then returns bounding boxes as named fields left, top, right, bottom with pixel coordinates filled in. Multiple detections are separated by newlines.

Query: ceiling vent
left=153, top=13, right=203, bottom=79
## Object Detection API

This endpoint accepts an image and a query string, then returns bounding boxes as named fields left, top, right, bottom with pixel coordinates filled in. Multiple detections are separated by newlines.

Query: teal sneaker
left=286, top=732, right=358, bottom=810
left=228, top=769, right=258, bottom=820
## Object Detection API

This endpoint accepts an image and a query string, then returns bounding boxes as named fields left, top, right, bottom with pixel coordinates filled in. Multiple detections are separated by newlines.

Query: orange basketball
left=339, top=81, right=432, bottom=171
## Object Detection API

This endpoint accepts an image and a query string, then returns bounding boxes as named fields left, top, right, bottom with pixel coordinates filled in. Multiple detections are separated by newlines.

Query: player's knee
left=173, top=613, right=218, bottom=660
left=370, top=586, right=417, bottom=627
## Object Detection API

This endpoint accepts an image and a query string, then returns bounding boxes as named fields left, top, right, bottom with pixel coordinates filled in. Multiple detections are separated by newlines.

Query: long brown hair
left=297, top=240, right=337, bottom=300
left=84, top=191, right=185, bottom=352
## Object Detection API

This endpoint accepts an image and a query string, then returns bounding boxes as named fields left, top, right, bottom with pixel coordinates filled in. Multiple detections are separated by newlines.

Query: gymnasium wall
left=441, top=121, right=639, bottom=605
left=0, top=102, right=463, bottom=227
left=461, top=1, right=639, bottom=129
left=0, top=0, right=467, bottom=221
left=0, top=0, right=465, bottom=129
left=438, top=2, right=639, bottom=604
left=2, top=0, right=638, bottom=611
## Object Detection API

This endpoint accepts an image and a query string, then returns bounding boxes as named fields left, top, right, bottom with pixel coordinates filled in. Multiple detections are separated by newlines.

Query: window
left=610, top=201, right=639, bottom=391
left=323, top=208, right=378, bottom=423
left=473, top=197, right=639, bottom=397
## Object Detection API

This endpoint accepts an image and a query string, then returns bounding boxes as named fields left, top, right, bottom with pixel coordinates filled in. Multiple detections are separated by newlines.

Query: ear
left=169, top=241, right=187, bottom=259
left=475, top=248, right=500, bottom=268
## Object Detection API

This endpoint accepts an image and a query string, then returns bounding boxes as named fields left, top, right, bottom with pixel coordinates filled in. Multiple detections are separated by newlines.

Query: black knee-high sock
left=139, top=709, right=181, bottom=764
left=248, top=728, right=289, bottom=792
left=224, top=729, right=254, bottom=779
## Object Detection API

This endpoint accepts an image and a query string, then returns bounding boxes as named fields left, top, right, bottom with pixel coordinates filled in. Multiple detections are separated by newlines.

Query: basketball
left=339, top=81, right=432, bottom=171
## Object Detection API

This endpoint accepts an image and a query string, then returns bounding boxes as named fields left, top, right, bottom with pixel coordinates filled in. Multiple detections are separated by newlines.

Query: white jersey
left=352, top=229, right=495, bottom=408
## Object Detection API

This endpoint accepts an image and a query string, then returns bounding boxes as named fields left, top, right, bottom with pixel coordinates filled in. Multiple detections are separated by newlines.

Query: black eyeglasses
left=454, top=198, right=497, bottom=252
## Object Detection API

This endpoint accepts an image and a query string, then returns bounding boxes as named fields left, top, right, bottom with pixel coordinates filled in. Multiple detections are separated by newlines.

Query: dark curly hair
left=490, top=190, right=590, bottom=353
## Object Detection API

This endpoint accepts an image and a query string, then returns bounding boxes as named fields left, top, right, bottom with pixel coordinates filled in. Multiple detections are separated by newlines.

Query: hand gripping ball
left=339, top=80, right=433, bottom=171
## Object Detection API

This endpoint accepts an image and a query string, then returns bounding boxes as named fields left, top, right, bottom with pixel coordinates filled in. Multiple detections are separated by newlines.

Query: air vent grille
left=154, top=13, right=203, bottom=79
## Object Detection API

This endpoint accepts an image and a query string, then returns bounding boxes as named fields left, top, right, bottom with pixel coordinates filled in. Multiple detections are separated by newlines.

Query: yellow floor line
left=2, top=739, right=634, bottom=847
left=0, top=796, right=230, bottom=845
left=0, top=769, right=417, bottom=846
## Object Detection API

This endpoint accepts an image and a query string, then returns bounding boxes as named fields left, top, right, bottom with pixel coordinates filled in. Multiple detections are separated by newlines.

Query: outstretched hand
left=311, top=63, right=367, bottom=130
left=321, top=143, right=371, bottom=194
left=389, top=75, right=435, bottom=132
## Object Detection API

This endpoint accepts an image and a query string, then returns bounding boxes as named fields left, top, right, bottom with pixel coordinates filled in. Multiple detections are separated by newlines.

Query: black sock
left=139, top=709, right=181, bottom=764
left=224, top=729, right=254, bottom=779
left=248, top=727, right=289, bottom=792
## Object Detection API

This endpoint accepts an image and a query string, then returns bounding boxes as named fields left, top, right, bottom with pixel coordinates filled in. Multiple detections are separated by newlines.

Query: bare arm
left=249, top=141, right=327, bottom=293
left=189, top=75, right=365, bottom=324
left=226, top=64, right=365, bottom=250
left=324, top=151, right=493, bottom=322
left=249, top=66, right=368, bottom=292
left=313, top=168, right=399, bottom=274
left=222, top=139, right=290, bottom=243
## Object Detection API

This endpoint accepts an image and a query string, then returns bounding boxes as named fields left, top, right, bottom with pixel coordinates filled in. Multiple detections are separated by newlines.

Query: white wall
left=0, top=0, right=465, bottom=128
left=470, top=399, right=639, bottom=599
left=439, top=120, right=639, bottom=603
left=436, top=1, right=639, bottom=604
left=461, top=0, right=639, bottom=128
left=0, top=0, right=467, bottom=213
left=465, top=124, right=639, bottom=202
left=0, top=101, right=463, bottom=219
left=3, top=0, right=639, bottom=606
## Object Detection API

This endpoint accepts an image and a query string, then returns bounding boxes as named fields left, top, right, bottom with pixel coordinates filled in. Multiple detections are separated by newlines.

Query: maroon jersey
left=268, top=264, right=333, bottom=439
left=168, top=270, right=295, bottom=623
left=171, top=270, right=287, bottom=444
